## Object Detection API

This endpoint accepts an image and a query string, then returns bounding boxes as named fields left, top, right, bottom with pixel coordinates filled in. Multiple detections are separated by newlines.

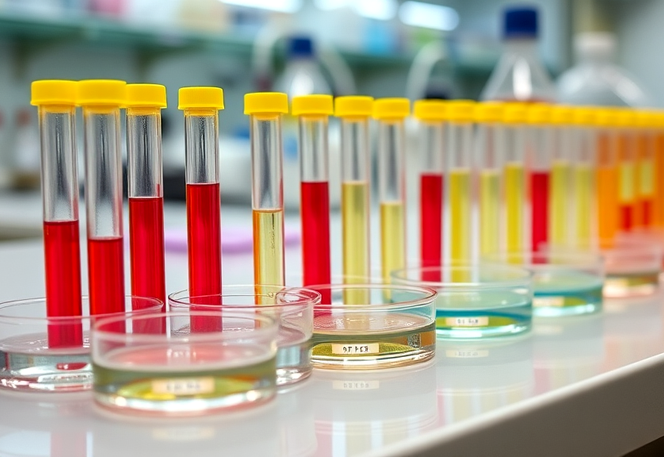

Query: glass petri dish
left=305, top=284, right=437, bottom=370
left=169, top=285, right=319, bottom=387
left=391, top=265, right=533, bottom=339
left=91, top=311, right=278, bottom=416
left=603, top=245, right=661, bottom=298
left=0, top=296, right=162, bottom=393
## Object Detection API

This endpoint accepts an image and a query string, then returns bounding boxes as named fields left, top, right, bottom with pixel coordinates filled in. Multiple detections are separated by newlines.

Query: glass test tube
left=293, top=95, right=332, bottom=302
left=179, top=87, right=224, bottom=331
left=550, top=106, right=573, bottom=248
left=636, top=111, right=656, bottom=227
left=126, top=84, right=166, bottom=308
left=475, top=102, right=504, bottom=257
left=596, top=109, right=619, bottom=248
left=31, top=80, right=83, bottom=347
left=337, top=96, right=373, bottom=304
left=445, top=101, right=474, bottom=269
left=502, top=104, right=528, bottom=260
left=245, top=92, right=288, bottom=299
left=526, top=105, right=553, bottom=253
left=572, top=108, right=597, bottom=249
left=78, top=80, right=126, bottom=315
left=617, top=109, right=637, bottom=231
left=374, top=98, right=410, bottom=285
left=655, top=113, right=664, bottom=227
left=413, top=100, right=445, bottom=281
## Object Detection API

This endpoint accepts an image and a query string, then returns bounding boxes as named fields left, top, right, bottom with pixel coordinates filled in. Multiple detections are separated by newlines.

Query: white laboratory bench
left=0, top=192, right=663, bottom=456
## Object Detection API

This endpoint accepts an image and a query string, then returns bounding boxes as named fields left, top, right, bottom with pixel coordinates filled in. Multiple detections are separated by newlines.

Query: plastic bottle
left=481, top=6, right=555, bottom=103
left=557, top=32, right=649, bottom=107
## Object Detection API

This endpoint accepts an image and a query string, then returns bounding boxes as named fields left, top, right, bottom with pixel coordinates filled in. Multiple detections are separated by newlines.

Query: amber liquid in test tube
left=549, top=106, right=574, bottom=249
left=31, top=80, right=83, bottom=347
left=245, top=93, right=288, bottom=302
left=655, top=113, right=664, bottom=227
left=635, top=112, right=656, bottom=227
left=179, top=87, right=224, bottom=331
left=573, top=108, right=598, bottom=249
left=413, top=100, right=446, bottom=282
left=336, top=96, right=373, bottom=304
left=374, top=98, right=410, bottom=286
left=79, top=80, right=126, bottom=316
left=616, top=110, right=637, bottom=231
left=596, top=110, right=619, bottom=248
left=293, top=95, right=332, bottom=303
left=126, top=85, right=166, bottom=311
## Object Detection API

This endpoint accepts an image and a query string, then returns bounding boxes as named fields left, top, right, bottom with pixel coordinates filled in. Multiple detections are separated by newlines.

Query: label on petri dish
left=534, top=296, right=565, bottom=307
left=152, top=377, right=215, bottom=396
left=445, top=317, right=489, bottom=327
left=332, top=343, right=380, bottom=355
left=445, top=349, right=489, bottom=358
left=332, top=380, right=380, bottom=390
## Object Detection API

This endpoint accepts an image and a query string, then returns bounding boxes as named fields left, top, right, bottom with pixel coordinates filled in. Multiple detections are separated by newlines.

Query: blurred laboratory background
left=0, top=0, right=660, bottom=228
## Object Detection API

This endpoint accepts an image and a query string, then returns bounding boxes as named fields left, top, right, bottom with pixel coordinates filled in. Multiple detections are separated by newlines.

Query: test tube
left=413, top=100, right=446, bottom=281
left=445, top=100, right=475, bottom=268
left=336, top=96, right=373, bottom=303
left=178, top=87, right=224, bottom=330
left=635, top=111, right=656, bottom=227
left=526, top=104, right=553, bottom=252
left=245, top=92, right=288, bottom=298
left=549, top=106, right=573, bottom=248
left=78, top=80, right=126, bottom=315
left=501, top=103, right=528, bottom=260
left=596, top=109, right=619, bottom=248
left=126, top=84, right=166, bottom=307
left=572, top=108, right=597, bottom=249
left=616, top=109, right=637, bottom=231
left=374, top=98, right=410, bottom=285
left=655, top=112, right=664, bottom=227
left=292, top=95, right=332, bottom=301
left=30, top=80, right=82, bottom=347
left=475, top=102, right=504, bottom=257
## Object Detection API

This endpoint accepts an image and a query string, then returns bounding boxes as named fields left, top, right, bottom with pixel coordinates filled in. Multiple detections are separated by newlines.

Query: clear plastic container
left=0, top=296, right=162, bottom=393
left=481, top=6, right=555, bottom=102
left=92, top=311, right=278, bottom=416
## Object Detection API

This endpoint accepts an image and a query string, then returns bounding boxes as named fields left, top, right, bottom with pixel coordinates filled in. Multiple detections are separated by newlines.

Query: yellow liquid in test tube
left=480, top=170, right=500, bottom=256
left=342, top=181, right=370, bottom=303
left=640, top=159, right=655, bottom=225
left=574, top=164, right=593, bottom=248
left=505, top=162, right=525, bottom=262
left=550, top=160, right=570, bottom=246
left=253, top=209, right=285, bottom=303
left=380, top=201, right=405, bottom=286
left=449, top=169, right=471, bottom=283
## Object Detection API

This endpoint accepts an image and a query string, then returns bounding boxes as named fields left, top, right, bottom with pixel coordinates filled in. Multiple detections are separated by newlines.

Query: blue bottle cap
left=287, top=36, right=314, bottom=58
left=503, top=6, right=538, bottom=39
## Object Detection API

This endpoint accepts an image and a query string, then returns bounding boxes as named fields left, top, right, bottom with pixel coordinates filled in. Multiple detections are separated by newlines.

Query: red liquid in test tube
left=88, top=237, right=125, bottom=315
left=301, top=180, right=331, bottom=303
left=531, top=171, right=549, bottom=253
left=420, top=173, right=443, bottom=282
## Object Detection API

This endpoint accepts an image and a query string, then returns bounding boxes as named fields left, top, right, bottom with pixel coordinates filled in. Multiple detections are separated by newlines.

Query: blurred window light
left=222, top=0, right=303, bottom=13
left=354, top=0, right=397, bottom=21
left=314, top=0, right=349, bottom=10
left=399, top=1, right=459, bottom=31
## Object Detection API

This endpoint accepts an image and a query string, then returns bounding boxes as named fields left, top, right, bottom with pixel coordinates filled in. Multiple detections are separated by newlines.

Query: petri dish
left=603, top=245, right=661, bottom=298
left=91, top=311, right=278, bottom=416
left=305, top=284, right=437, bottom=370
left=169, top=285, right=318, bottom=387
left=391, top=265, right=533, bottom=339
left=0, top=296, right=162, bottom=393
left=484, top=251, right=604, bottom=317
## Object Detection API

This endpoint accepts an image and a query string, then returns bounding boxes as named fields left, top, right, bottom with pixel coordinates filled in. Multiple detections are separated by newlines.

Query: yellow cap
left=291, top=95, right=333, bottom=116
left=373, top=98, right=410, bottom=120
left=616, top=108, right=635, bottom=127
left=445, top=100, right=475, bottom=122
left=244, top=92, right=288, bottom=115
left=596, top=108, right=620, bottom=127
left=572, top=107, right=596, bottom=126
left=526, top=104, right=552, bottom=125
left=475, top=102, right=504, bottom=123
left=634, top=110, right=653, bottom=128
left=126, top=84, right=167, bottom=108
left=550, top=105, right=575, bottom=125
left=335, top=96, right=373, bottom=117
left=178, top=87, right=224, bottom=110
left=413, top=100, right=447, bottom=121
left=502, top=103, right=527, bottom=124
left=31, top=80, right=77, bottom=106
left=77, top=80, right=126, bottom=106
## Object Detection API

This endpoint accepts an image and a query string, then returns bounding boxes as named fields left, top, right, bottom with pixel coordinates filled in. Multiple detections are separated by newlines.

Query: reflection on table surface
left=0, top=292, right=662, bottom=456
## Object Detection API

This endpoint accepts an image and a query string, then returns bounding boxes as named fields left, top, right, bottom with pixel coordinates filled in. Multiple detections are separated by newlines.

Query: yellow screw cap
left=572, top=107, right=596, bottom=126
left=244, top=92, right=288, bottom=115
left=291, top=95, right=333, bottom=116
left=126, top=84, right=167, bottom=108
left=445, top=100, right=475, bottom=122
left=526, top=104, right=552, bottom=125
left=77, top=80, right=126, bottom=106
left=502, top=103, right=527, bottom=124
left=413, top=99, right=447, bottom=122
left=335, top=96, right=373, bottom=117
left=596, top=108, right=620, bottom=127
left=178, top=87, right=224, bottom=110
left=31, top=80, right=77, bottom=106
left=550, top=105, right=575, bottom=125
left=616, top=108, right=635, bottom=127
left=474, top=102, right=504, bottom=123
left=373, top=98, right=410, bottom=120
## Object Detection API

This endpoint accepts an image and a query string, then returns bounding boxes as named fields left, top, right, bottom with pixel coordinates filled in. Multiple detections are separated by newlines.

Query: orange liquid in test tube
left=636, top=130, right=655, bottom=227
left=617, top=132, right=638, bottom=231
left=597, top=132, right=618, bottom=248
left=655, top=129, right=664, bottom=226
